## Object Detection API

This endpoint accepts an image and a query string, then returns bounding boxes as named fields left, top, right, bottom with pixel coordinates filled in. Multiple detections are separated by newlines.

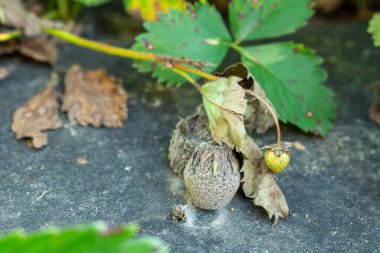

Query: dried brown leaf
left=252, top=169, right=289, bottom=224
left=369, top=91, right=380, bottom=125
left=245, top=83, right=276, bottom=134
left=62, top=66, right=128, bottom=128
left=11, top=75, right=62, bottom=148
left=0, top=37, right=57, bottom=64
left=201, top=76, right=248, bottom=151
left=0, top=0, right=59, bottom=36
left=240, top=130, right=289, bottom=224
left=0, top=67, right=9, bottom=80
left=216, top=63, right=276, bottom=134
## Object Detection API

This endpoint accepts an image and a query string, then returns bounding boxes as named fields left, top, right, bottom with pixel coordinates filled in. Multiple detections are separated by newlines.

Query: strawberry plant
left=0, top=0, right=336, bottom=224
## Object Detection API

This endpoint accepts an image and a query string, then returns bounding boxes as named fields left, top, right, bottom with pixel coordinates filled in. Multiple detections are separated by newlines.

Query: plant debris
left=369, top=89, right=380, bottom=125
left=11, top=74, right=62, bottom=148
left=294, top=141, right=306, bottom=151
left=0, top=0, right=60, bottom=37
left=62, top=66, right=128, bottom=128
left=76, top=157, right=88, bottom=165
left=215, top=63, right=276, bottom=134
left=0, top=37, right=57, bottom=65
left=171, top=205, right=188, bottom=222
left=201, top=75, right=248, bottom=151
left=240, top=138, right=289, bottom=224
left=0, top=67, right=9, bottom=80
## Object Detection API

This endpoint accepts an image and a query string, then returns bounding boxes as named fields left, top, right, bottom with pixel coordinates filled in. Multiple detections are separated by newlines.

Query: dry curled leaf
left=252, top=169, right=289, bottom=224
left=0, top=0, right=59, bottom=36
left=11, top=74, right=62, bottom=148
left=216, top=63, right=276, bottom=133
left=240, top=138, right=289, bottom=225
left=62, top=66, right=128, bottom=128
left=0, top=37, right=57, bottom=65
left=201, top=75, right=248, bottom=151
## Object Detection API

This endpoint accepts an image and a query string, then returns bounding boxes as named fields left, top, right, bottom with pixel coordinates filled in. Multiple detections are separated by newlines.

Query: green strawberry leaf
left=240, top=42, right=335, bottom=136
left=0, top=223, right=168, bottom=253
left=229, top=0, right=313, bottom=42
left=132, top=4, right=232, bottom=85
left=368, top=13, right=380, bottom=47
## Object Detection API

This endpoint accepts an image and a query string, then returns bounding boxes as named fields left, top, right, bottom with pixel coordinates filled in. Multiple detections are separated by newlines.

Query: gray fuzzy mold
left=168, top=106, right=213, bottom=176
left=183, top=142, right=240, bottom=210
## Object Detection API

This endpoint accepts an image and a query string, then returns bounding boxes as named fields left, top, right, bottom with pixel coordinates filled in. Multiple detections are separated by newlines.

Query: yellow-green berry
left=264, top=149, right=290, bottom=174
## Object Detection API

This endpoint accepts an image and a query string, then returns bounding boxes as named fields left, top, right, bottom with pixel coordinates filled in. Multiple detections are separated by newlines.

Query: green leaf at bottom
left=241, top=42, right=336, bottom=135
left=0, top=223, right=168, bottom=253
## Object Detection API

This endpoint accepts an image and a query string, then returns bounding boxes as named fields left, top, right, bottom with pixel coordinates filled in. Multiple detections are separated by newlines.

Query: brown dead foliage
left=0, top=67, right=9, bottom=80
left=0, top=37, right=57, bottom=65
left=11, top=75, right=62, bottom=148
left=62, top=66, right=128, bottom=127
left=0, top=0, right=59, bottom=36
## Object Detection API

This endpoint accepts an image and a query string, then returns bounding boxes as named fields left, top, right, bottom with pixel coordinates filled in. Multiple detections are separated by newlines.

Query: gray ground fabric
left=0, top=11, right=379, bottom=253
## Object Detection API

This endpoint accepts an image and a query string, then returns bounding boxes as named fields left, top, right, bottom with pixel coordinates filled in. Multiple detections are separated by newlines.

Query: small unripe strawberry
left=262, top=142, right=293, bottom=174
left=264, top=149, right=290, bottom=173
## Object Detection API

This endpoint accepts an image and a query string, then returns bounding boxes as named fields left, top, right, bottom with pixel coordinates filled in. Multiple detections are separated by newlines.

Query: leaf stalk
left=0, top=30, right=23, bottom=42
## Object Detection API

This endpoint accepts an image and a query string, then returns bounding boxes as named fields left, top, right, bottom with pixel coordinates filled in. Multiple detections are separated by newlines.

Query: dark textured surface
left=0, top=15, right=379, bottom=253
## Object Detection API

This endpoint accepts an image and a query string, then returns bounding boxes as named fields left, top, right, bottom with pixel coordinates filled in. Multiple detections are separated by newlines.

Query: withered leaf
left=0, top=0, right=58, bottom=37
left=201, top=76, right=248, bottom=151
left=252, top=170, right=289, bottom=224
left=62, top=66, right=128, bottom=128
left=0, top=66, right=9, bottom=80
left=369, top=90, right=380, bottom=125
left=240, top=138, right=289, bottom=224
left=11, top=75, right=62, bottom=148
left=216, top=63, right=276, bottom=133
left=245, top=83, right=277, bottom=134
left=0, top=37, right=57, bottom=65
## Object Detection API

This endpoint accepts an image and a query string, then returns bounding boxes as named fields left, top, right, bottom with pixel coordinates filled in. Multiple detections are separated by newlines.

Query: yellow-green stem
left=0, top=30, right=22, bottom=42
left=229, top=42, right=259, bottom=64
left=173, top=64, right=217, bottom=81
left=42, top=28, right=217, bottom=87
left=43, top=27, right=158, bottom=61
left=172, top=68, right=201, bottom=92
